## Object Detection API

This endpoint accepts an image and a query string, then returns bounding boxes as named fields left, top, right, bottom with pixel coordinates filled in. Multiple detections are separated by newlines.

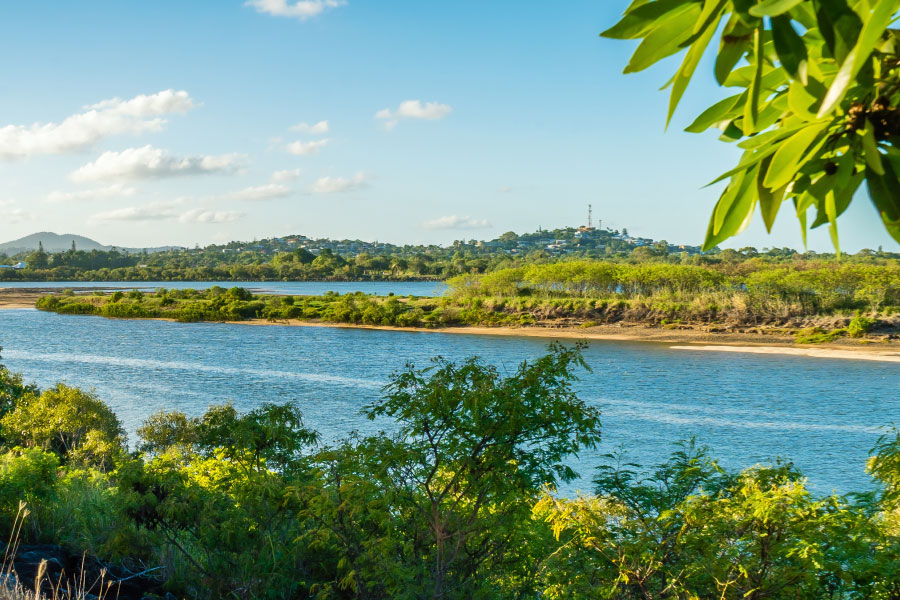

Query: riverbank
left=0, top=289, right=43, bottom=308
left=5, top=287, right=898, bottom=361
left=227, top=318, right=900, bottom=362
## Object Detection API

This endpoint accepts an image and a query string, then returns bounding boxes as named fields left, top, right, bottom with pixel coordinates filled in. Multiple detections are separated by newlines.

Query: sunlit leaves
left=668, top=8, right=724, bottom=127
left=772, top=15, right=809, bottom=84
left=704, top=165, right=759, bottom=250
left=819, top=0, right=900, bottom=117
left=624, top=3, right=703, bottom=73
left=603, top=0, right=900, bottom=250
left=763, top=121, right=829, bottom=189
left=866, top=160, right=900, bottom=243
left=601, top=0, right=694, bottom=39
left=749, top=0, right=805, bottom=16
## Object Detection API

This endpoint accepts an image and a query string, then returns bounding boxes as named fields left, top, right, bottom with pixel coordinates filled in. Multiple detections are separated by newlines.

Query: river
left=0, top=308, right=897, bottom=496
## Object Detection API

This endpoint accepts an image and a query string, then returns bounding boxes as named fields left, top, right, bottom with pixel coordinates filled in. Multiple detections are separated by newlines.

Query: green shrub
left=794, top=327, right=847, bottom=344
left=56, top=301, right=98, bottom=315
left=225, top=287, right=253, bottom=301
left=848, top=315, right=878, bottom=338
left=0, top=448, right=59, bottom=526
left=100, top=302, right=159, bottom=319
left=0, top=384, right=126, bottom=470
left=35, top=296, right=61, bottom=311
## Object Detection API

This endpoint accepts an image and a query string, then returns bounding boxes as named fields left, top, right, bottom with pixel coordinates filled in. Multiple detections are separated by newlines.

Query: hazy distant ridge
left=0, top=232, right=181, bottom=254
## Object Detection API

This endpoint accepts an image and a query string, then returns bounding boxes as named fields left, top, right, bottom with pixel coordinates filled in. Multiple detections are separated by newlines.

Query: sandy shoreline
left=669, top=345, right=900, bottom=363
left=3, top=290, right=899, bottom=363
left=232, top=319, right=900, bottom=362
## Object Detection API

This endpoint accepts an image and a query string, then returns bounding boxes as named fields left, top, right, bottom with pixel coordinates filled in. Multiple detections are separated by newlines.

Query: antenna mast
left=588, top=204, right=593, bottom=229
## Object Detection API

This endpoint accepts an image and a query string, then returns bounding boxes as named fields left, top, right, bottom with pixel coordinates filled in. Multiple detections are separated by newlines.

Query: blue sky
left=0, top=0, right=896, bottom=253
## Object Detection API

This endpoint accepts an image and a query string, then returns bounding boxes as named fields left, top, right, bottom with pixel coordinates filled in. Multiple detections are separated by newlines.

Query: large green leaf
left=826, top=188, right=841, bottom=254
left=601, top=0, right=694, bottom=40
left=749, top=0, right=804, bottom=17
left=715, top=39, right=750, bottom=85
left=814, top=0, right=863, bottom=64
left=862, top=120, right=885, bottom=175
left=693, top=0, right=728, bottom=36
left=668, top=9, right=724, bottom=127
left=762, top=121, right=829, bottom=190
left=624, top=4, right=703, bottom=73
left=706, top=143, right=783, bottom=186
left=771, top=15, right=809, bottom=84
left=713, top=170, right=746, bottom=234
left=703, top=165, right=759, bottom=250
left=755, top=93, right=791, bottom=131
left=685, top=93, right=743, bottom=132
left=737, top=120, right=807, bottom=150
left=742, top=29, right=764, bottom=135
left=757, top=156, right=788, bottom=232
left=787, top=77, right=825, bottom=120
left=793, top=194, right=812, bottom=247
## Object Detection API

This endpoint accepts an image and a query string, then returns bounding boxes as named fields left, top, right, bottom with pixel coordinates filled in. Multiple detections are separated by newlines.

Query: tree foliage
left=0, top=384, right=125, bottom=470
left=4, top=348, right=900, bottom=598
left=605, top=0, right=900, bottom=251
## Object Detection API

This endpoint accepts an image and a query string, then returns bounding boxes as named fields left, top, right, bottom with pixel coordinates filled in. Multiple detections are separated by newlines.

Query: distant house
left=0, top=262, right=25, bottom=270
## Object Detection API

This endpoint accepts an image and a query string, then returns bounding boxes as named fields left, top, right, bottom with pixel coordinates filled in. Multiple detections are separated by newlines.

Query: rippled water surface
left=1, top=308, right=897, bottom=495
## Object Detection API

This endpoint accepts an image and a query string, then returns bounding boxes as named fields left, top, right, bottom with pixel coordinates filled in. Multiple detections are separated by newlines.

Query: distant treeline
left=3, top=240, right=900, bottom=282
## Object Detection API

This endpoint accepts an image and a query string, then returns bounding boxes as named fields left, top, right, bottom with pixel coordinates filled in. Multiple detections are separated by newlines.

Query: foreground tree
left=605, top=0, right=900, bottom=251
left=535, top=438, right=900, bottom=599
left=0, top=347, right=37, bottom=424
left=0, top=384, right=125, bottom=470
left=309, top=343, right=603, bottom=599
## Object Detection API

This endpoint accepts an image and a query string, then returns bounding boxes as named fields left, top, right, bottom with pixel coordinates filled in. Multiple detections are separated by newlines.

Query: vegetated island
left=24, top=260, right=900, bottom=353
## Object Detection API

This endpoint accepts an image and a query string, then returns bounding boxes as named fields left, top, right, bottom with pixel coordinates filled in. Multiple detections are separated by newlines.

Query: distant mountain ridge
left=0, top=232, right=181, bottom=254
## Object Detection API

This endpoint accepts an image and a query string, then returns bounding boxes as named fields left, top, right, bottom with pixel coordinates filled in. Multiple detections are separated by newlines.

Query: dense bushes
left=2, top=346, right=900, bottom=598
left=449, top=261, right=900, bottom=309
left=447, top=261, right=900, bottom=327
left=33, top=266, right=900, bottom=337
left=1, top=384, right=125, bottom=471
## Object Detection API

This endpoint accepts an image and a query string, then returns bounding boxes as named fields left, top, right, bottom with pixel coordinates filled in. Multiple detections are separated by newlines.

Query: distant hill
left=0, top=232, right=181, bottom=255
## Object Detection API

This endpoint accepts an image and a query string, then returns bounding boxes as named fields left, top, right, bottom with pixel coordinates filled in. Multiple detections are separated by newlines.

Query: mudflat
left=0, top=289, right=44, bottom=309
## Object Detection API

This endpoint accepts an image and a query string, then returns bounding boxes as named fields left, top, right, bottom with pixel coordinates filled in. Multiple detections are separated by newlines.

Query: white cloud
left=46, top=184, right=137, bottom=203
left=0, top=206, right=30, bottom=224
left=0, top=90, right=195, bottom=159
left=423, top=215, right=491, bottom=230
left=70, top=146, right=244, bottom=182
left=271, top=168, right=302, bottom=182
left=179, top=209, right=245, bottom=224
left=89, top=202, right=179, bottom=223
left=245, top=0, right=345, bottom=20
left=310, top=172, right=368, bottom=194
left=376, top=100, right=452, bottom=129
left=290, top=120, right=329, bottom=134
left=224, top=183, right=292, bottom=201
left=497, top=186, right=513, bottom=193
left=89, top=200, right=241, bottom=225
left=286, top=139, right=330, bottom=156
